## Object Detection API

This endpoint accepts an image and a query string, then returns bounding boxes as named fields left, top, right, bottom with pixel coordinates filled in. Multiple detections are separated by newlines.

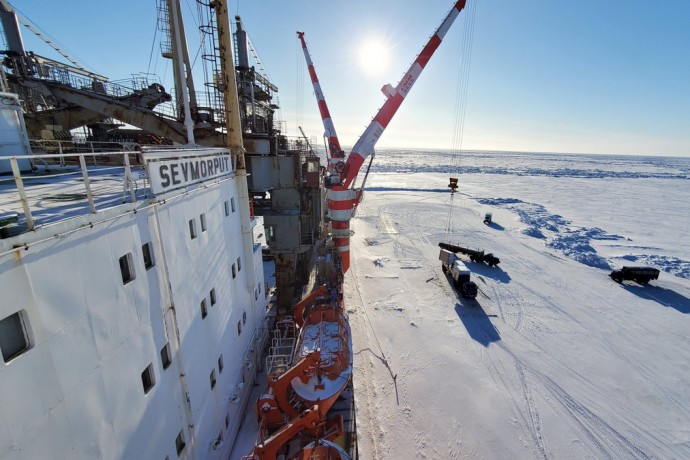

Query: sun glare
left=358, top=39, right=390, bottom=76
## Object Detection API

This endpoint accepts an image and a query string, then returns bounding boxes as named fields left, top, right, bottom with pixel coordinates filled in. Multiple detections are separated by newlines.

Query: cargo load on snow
left=438, top=242, right=500, bottom=267
left=439, top=249, right=478, bottom=299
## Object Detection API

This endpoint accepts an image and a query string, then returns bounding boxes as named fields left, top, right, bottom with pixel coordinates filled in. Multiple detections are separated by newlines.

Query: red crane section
left=330, top=0, right=468, bottom=272
left=297, top=31, right=345, bottom=175
left=340, top=0, right=467, bottom=188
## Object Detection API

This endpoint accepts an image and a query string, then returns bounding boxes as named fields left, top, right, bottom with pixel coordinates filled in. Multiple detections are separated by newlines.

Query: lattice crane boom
left=297, top=31, right=345, bottom=175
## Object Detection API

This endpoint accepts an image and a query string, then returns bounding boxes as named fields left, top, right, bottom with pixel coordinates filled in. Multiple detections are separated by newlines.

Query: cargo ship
left=0, top=1, right=468, bottom=458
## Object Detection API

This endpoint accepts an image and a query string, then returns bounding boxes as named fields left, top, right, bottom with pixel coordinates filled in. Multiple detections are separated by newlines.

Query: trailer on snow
left=439, top=249, right=478, bottom=299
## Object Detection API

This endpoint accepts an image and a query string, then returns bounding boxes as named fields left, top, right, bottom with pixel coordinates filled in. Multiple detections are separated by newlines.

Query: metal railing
left=1, top=151, right=147, bottom=233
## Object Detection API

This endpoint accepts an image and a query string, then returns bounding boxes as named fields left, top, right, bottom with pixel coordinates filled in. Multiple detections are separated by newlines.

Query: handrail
left=0, top=148, right=236, bottom=238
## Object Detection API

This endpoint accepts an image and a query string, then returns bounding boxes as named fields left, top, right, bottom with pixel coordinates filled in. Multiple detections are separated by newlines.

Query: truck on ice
left=439, top=249, right=478, bottom=299
left=609, top=266, right=660, bottom=284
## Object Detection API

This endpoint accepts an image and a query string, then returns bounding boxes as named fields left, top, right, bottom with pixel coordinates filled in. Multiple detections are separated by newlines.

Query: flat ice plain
left=348, top=150, right=690, bottom=459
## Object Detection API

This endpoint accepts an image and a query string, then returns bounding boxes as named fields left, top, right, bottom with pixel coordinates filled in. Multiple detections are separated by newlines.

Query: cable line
left=445, top=0, right=478, bottom=241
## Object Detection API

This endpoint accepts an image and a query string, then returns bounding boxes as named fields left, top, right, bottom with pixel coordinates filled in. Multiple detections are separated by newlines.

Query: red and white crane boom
left=302, top=0, right=468, bottom=272
left=340, top=0, right=467, bottom=188
left=297, top=31, right=345, bottom=176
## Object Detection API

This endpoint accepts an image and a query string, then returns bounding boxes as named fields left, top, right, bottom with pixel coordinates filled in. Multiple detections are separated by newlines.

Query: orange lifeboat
left=290, top=303, right=352, bottom=414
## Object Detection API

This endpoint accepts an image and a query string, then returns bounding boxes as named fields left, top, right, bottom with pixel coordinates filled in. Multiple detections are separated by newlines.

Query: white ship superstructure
left=0, top=135, right=272, bottom=458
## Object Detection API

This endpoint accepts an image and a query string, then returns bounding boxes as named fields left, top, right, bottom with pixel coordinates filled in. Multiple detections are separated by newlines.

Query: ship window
left=175, top=430, right=186, bottom=455
left=160, top=343, right=171, bottom=370
left=141, top=363, right=155, bottom=394
left=224, top=200, right=230, bottom=217
left=255, top=287, right=258, bottom=300
left=231, top=197, right=236, bottom=212
left=201, top=299, right=208, bottom=319
left=210, top=288, right=217, bottom=306
left=142, top=242, right=155, bottom=270
left=119, top=253, right=136, bottom=285
left=218, top=354, right=224, bottom=373
left=0, top=311, right=31, bottom=363
left=189, top=219, right=197, bottom=239
left=243, top=311, right=247, bottom=325
left=200, top=213, right=207, bottom=232
left=237, top=257, right=241, bottom=272
left=225, top=413, right=230, bottom=429
left=209, top=432, right=223, bottom=451
left=210, top=369, right=216, bottom=389
left=237, top=320, right=242, bottom=336
left=232, top=263, right=236, bottom=278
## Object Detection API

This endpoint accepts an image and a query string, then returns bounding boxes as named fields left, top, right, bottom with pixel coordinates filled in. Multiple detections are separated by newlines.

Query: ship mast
left=212, top=0, right=258, bottom=327
left=164, top=0, right=196, bottom=144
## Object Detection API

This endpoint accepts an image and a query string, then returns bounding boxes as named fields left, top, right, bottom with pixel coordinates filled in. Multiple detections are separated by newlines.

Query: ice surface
left=348, top=150, right=690, bottom=459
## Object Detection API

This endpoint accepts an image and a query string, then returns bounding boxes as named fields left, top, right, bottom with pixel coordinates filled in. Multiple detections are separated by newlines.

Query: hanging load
left=448, top=177, right=459, bottom=193
left=438, top=242, right=500, bottom=267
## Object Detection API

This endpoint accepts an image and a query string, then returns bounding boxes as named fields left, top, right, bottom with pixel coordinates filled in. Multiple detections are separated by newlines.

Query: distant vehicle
left=439, top=249, right=478, bottom=299
left=483, top=212, right=492, bottom=224
left=609, top=266, right=660, bottom=284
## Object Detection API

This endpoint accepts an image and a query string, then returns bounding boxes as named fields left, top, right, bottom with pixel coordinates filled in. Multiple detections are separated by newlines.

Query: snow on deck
left=292, top=318, right=352, bottom=402
left=299, top=321, right=342, bottom=364
left=0, top=155, right=148, bottom=230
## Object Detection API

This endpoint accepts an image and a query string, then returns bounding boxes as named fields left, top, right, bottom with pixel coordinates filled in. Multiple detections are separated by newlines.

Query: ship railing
left=271, top=337, right=295, bottom=356
left=0, top=146, right=240, bottom=238
left=265, top=335, right=296, bottom=378
left=265, top=354, right=291, bottom=379
left=30, top=138, right=143, bottom=160
left=0, top=151, right=150, bottom=234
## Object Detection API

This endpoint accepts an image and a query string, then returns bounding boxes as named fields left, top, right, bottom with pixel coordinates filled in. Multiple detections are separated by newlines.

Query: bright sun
left=358, top=39, right=390, bottom=76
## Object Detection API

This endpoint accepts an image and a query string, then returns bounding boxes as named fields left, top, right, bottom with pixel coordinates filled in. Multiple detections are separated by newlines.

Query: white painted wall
left=0, top=172, right=265, bottom=459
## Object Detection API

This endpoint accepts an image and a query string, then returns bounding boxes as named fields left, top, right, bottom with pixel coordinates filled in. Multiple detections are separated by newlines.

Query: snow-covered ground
left=348, top=150, right=690, bottom=459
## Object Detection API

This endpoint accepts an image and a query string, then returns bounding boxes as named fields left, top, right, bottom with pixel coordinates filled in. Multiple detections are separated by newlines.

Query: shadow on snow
left=442, top=270, right=501, bottom=346
left=619, top=283, right=690, bottom=314
left=364, top=186, right=450, bottom=193
left=467, top=261, right=511, bottom=284
left=454, top=301, right=501, bottom=347
left=484, top=221, right=505, bottom=231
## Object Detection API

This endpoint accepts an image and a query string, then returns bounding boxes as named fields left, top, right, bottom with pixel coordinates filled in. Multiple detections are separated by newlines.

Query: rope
left=146, top=14, right=159, bottom=77
left=445, top=0, right=478, bottom=240
left=295, top=36, right=304, bottom=135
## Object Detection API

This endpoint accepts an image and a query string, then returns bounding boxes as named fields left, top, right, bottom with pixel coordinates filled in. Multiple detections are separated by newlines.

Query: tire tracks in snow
left=348, top=223, right=386, bottom=459
left=479, top=245, right=652, bottom=458
left=479, top=335, right=548, bottom=459
left=483, top=285, right=653, bottom=459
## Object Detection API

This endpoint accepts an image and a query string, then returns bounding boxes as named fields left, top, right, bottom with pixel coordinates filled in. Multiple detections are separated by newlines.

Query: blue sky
left=7, top=0, right=690, bottom=156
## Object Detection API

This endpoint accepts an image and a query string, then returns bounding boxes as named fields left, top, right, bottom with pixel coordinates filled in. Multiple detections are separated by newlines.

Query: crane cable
left=295, top=35, right=304, bottom=136
left=445, top=0, right=478, bottom=239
